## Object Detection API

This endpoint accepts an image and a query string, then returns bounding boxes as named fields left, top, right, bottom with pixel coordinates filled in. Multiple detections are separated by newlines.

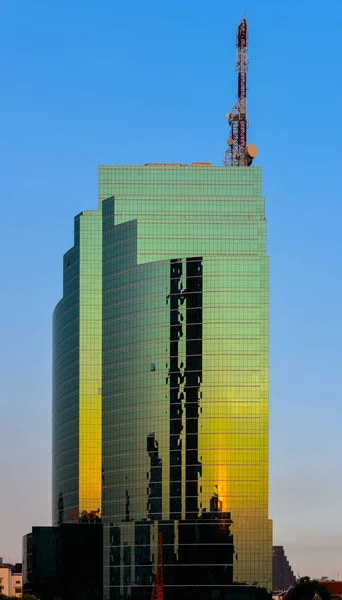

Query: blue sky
left=1, top=0, right=342, bottom=578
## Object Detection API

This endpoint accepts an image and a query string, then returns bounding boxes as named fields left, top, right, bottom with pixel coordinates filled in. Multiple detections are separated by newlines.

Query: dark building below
left=22, top=523, right=103, bottom=600
left=272, top=546, right=296, bottom=591
left=108, top=495, right=253, bottom=600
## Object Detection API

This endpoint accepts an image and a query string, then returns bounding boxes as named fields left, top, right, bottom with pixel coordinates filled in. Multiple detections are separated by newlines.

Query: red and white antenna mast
left=224, top=19, right=258, bottom=167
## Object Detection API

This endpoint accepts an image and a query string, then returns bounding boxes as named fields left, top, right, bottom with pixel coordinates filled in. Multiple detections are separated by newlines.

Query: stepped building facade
left=52, top=163, right=272, bottom=599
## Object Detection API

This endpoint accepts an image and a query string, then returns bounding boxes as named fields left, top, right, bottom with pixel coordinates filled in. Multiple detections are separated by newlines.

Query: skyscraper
left=52, top=162, right=272, bottom=598
left=272, top=546, right=296, bottom=591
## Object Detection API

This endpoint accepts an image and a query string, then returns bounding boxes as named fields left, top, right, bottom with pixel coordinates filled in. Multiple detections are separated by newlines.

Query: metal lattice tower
left=224, top=19, right=257, bottom=167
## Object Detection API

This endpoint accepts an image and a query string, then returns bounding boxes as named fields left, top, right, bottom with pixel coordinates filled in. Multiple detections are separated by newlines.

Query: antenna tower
left=224, top=18, right=257, bottom=167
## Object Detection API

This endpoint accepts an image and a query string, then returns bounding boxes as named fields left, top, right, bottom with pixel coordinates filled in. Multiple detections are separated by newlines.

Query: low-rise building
left=0, top=563, right=22, bottom=597
left=319, top=580, right=342, bottom=599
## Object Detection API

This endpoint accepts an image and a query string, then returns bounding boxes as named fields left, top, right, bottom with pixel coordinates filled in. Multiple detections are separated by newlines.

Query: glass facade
left=53, top=163, right=272, bottom=599
left=52, top=211, right=102, bottom=525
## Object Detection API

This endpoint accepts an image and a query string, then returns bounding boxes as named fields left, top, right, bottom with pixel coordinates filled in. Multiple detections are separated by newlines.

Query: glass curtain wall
left=53, top=163, right=272, bottom=599
left=100, top=165, right=272, bottom=599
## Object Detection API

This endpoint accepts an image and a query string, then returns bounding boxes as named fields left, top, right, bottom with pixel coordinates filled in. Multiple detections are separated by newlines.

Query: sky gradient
left=1, top=0, right=342, bottom=579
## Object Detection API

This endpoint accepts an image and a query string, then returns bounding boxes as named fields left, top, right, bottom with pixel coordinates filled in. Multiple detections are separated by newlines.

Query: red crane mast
left=224, top=19, right=257, bottom=167
left=151, top=532, right=163, bottom=600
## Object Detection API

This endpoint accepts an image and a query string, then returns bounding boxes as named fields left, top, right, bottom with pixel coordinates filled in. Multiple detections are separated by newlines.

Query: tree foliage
left=252, top=586, right=272, bottom=600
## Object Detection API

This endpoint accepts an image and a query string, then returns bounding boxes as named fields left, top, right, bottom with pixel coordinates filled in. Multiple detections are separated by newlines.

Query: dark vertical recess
left=169, top=259, right=184, bottom=520
left=184, top=257, right=203, bottom=520
left=147, top=433, right=162, bottom=520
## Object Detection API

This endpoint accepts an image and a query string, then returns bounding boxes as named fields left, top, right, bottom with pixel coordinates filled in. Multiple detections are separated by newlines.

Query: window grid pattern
left=99, top=165, right=272, bottom=597
left=53, top=164, right=272, bottom=599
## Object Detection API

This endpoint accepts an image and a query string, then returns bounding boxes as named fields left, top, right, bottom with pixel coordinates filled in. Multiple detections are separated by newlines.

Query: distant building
left=272, top=546, right=296, bottom=591
left=22, top=523, right=102, bottom=600
left=0, top=563, right=22, bottom=597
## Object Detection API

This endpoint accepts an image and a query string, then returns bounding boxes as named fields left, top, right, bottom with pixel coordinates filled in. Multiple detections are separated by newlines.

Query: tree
left=291, top=577, right=331, bottom=600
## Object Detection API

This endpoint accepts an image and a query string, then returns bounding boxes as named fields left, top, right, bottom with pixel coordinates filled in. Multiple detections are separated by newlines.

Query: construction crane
left=224, top=18, right=258, bottom=167
left=151, top=532, right=163, bottom=600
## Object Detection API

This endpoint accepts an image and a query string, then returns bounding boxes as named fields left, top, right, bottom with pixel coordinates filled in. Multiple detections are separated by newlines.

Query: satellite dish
left=245, top=143, right=258, bottom=166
